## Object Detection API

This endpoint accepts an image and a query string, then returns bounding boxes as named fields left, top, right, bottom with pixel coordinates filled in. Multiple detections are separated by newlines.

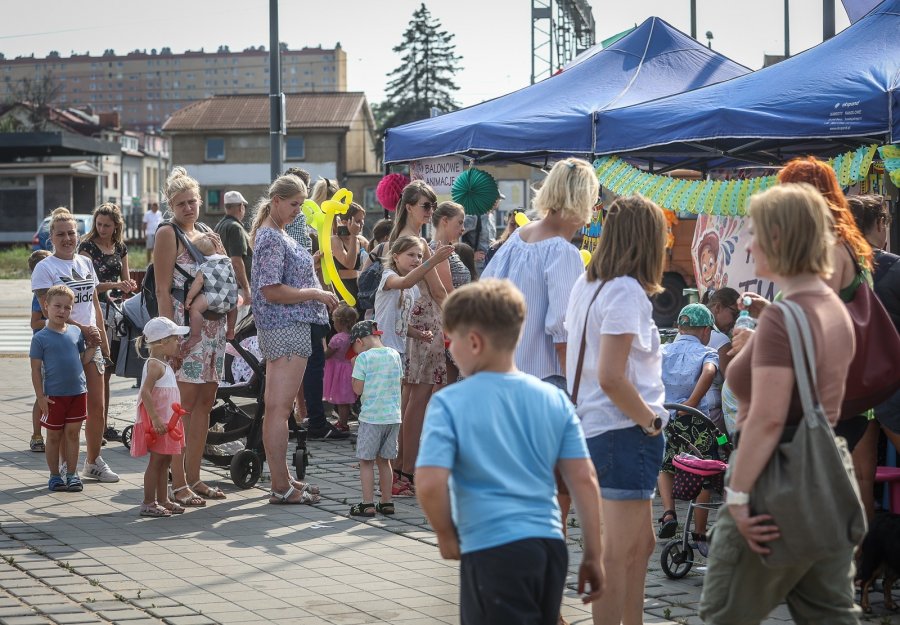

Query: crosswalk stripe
left=0, top=318, right=34, bottom=353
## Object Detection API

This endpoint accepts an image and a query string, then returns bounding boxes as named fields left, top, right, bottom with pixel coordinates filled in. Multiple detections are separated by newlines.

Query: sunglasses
left=418, top=202, right=438, bottom=211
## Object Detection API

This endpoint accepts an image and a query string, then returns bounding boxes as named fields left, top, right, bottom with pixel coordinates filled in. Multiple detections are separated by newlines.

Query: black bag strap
left=571, top=280, right=607, bottom=405
left=159, top=221, right=209, bottom=266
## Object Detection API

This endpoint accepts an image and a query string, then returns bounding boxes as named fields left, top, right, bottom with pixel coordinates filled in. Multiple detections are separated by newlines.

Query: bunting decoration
left=878, top=144, right=900, bottom=187
left=594, top=144, right=880, bottom=216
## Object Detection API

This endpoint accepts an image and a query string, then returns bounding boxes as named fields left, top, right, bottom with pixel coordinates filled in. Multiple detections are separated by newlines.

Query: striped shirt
left=482, top=231, right=584, bottom=379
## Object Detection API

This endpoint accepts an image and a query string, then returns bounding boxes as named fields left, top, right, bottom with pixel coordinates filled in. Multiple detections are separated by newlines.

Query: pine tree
left=379, top=3, right=462, bottom=148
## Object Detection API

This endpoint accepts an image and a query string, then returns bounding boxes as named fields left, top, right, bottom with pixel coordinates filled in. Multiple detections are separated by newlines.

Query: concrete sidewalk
left=0, top=350, right=896, bottom=624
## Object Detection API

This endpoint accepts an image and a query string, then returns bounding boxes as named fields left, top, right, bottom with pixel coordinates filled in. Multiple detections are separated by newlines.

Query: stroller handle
left=663, top=402, right=732, bottom=448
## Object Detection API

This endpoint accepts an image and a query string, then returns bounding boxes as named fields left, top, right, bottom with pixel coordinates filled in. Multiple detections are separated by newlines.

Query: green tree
left=379, top=3, right=462, bottom=152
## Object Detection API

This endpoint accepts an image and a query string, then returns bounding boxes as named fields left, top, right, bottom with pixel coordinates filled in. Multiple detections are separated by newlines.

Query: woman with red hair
left=736, top=157, right=877, bottom=516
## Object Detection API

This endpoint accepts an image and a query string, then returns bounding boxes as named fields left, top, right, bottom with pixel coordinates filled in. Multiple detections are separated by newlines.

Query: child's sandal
left=375, top=502, right=395, bottom=515
left=349, top=502, right=376, bottom=517
left=140, top=502, right=172, bottom=517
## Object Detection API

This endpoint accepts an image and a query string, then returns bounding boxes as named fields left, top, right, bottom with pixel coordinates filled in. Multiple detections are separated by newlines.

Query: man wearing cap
left=463, top=194, right=502, bottom=277
left=215, top=191, right=252, bottom=304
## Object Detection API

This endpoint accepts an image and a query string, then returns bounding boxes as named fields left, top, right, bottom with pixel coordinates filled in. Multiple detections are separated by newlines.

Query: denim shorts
left=587, top=425, right=665, bottom=501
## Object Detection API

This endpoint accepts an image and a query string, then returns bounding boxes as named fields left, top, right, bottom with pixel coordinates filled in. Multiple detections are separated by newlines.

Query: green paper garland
left=594, top=144, right=880, bottom=216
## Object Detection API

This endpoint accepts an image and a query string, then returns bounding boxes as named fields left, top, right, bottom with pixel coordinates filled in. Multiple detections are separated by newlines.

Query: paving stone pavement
left=1, top=353, right=899, bottom=624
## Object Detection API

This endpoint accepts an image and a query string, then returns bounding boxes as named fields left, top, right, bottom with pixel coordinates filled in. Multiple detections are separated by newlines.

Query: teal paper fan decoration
left=451, top=168, right=500, bottom=216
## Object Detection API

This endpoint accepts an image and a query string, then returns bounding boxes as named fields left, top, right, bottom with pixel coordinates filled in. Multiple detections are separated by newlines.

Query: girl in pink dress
left=323, top=304, right=359, bottom=431
left=131, top=318, right=190, bottom=517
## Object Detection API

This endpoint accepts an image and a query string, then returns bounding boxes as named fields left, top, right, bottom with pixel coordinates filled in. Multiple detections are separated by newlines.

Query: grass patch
left=0, top=245, right=148, bottom=279
left=0, top=246, right=33, bottom=279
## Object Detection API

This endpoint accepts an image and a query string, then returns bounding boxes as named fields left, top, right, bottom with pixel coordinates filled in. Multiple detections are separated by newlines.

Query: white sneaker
left=82, top=457, right=119, bottom=483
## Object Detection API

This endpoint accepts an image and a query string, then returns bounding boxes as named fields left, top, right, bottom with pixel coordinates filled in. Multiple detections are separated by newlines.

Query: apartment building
left=0, top=45, right=347, bottom=131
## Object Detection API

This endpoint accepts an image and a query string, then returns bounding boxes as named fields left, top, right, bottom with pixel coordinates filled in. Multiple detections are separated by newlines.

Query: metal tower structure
left=531, top=0, right=596, bottom=84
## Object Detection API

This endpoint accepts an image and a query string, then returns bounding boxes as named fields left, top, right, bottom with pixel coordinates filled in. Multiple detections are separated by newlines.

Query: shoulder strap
left=164, top=221, right=207, bottom=266
left=775, top=300, right=828, bottom=428
left=571, top=280, right=606, bottom=404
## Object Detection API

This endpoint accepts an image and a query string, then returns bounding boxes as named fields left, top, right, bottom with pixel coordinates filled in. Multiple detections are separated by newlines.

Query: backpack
left=357, top=242, right=387, bottom=312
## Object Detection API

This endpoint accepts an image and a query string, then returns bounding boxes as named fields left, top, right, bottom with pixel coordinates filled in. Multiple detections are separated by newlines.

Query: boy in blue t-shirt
left=416, top=279, right=605, bottom=625
left=348, top=320, right=404, bottom=518
left=656, top=303, right=720, bottom=549
left=28, top=249, right=51, bottom=452
left=30, top=285, right=93, bottom=492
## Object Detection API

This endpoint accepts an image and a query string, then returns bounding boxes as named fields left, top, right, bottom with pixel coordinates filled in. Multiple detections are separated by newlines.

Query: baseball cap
left=143, top=317, right=190, bottom=343
left=350, top=320, right=383, bottom=343
left=223, top=190, right=248, bottom=205
left=677, top=303, right=715, bottom=328
left=347, top=320, right=384, bottom=359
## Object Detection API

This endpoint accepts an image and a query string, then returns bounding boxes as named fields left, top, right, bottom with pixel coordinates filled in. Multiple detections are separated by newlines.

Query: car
left=32, top=214, right=94, bottom=251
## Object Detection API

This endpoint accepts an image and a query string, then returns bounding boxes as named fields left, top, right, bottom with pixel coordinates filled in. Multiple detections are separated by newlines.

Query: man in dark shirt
left=215, top=191, right=252, bottom=304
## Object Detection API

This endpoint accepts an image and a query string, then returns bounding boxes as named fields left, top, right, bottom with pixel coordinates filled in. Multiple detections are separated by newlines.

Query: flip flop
left=269, top=485, right=320, bottom=505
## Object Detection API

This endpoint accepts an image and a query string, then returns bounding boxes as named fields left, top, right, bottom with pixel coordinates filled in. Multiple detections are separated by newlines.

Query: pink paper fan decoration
left=376, top=173, right=410, bottom=212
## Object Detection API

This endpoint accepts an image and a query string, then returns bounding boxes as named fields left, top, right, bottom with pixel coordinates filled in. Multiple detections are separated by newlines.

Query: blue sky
left=0, top=0, right=851, bottom=107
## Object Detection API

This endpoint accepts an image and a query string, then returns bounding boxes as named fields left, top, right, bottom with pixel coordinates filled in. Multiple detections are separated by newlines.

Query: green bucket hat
left=677, top=303, right=714, bottom=328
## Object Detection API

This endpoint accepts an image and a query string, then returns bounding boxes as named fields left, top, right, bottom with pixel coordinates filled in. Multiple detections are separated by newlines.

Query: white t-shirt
left=374, top=268, right=419, bottom=354
left=143, top=210, right=162, bottom=234
left=565, top=275, right=667, bottom=438
left=31, top=254, right=99, bottom=326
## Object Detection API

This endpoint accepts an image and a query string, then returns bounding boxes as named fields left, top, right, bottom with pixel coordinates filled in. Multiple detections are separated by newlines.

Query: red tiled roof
left=162, top=93, right=369, bottom=131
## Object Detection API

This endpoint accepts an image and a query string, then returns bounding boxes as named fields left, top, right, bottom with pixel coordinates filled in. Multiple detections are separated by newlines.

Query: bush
left=0, top=246, right=33, bottom=279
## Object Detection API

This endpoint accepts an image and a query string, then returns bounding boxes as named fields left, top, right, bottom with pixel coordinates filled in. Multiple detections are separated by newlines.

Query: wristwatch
left=641, top=414, right=663, bottom=435
left=725, top=486, right=749, bottom=506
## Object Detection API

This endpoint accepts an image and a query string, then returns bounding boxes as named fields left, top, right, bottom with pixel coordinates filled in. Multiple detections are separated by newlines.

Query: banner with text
left=409, top=156, right=465, bottom=196
left=691, top=215, right=779, bottom=301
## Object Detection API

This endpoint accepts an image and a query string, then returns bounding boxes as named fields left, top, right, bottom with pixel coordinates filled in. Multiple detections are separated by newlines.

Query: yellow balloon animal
left=514, top=211, right=530, bottom=228
left=580, top=248, right=592, bottom=267
left=316, top=188, right=357, bottom=306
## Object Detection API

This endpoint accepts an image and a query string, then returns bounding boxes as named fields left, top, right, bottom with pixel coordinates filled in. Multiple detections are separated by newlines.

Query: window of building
left=285, top=136, right=305, bottom=161
left=206, top=188, right=224, bottom=214
left=112, top=172, right=118, bottom=190
left=205, top=138, right=225, bottom=161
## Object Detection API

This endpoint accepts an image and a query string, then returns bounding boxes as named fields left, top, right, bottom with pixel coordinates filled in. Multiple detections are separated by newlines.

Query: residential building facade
left=163, top=92, right=379, bottom=224
left=0, top=45, right=347, bottom=131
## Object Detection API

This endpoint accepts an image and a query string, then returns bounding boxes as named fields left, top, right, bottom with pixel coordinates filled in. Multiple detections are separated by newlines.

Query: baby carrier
left=197, top=255, right=238, bottom=314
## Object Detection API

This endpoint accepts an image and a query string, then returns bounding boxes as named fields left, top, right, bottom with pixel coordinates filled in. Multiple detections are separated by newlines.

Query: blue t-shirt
left=30, top=325, right=86, bottom=396
left=31, top=294, right=45, bottom=335
left=417, top=371, right=589, bottom=554
left=351, top=346, right=403, bottom=424
left=661, top=334, right=719, bottom=413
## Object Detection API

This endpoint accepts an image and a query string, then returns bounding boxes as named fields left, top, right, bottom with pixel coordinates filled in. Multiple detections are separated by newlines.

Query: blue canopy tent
left=592, top=0, right=900, bottom=170
left=383, top=17, right=749, bottom=165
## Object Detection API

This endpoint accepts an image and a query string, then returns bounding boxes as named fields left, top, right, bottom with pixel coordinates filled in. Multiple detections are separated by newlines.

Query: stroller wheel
left=230, top=450, right=262, bottom=489
left=661, top=539, right=694, bottom=579
left=121, top=425, right=133, bottom=450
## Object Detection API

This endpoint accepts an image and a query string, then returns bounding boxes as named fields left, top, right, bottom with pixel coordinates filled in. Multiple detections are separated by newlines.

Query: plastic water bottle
left=733, top=296, right=757, bottom=332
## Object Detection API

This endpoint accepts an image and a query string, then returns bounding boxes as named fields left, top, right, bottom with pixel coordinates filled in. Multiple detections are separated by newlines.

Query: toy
left=145, top=402, right=188, bottom=445
left=580, top=249, right=592, bottom=267
left=317, top=188, right=357, bottom=306
left=302, top=199, right=325, bottom=232
left=514, top=212, right=530, bottom=227
left=376, top=173, right=409, bottom=212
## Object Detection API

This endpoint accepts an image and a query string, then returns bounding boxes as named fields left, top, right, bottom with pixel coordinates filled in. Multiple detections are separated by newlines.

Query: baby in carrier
left=184, top=234, right=238, bottom=350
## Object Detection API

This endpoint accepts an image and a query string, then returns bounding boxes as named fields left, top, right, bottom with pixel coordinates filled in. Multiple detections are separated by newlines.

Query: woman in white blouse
left=566, top=195, right=669, bottom=625
left=482, top=158, right=596, bottom=380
